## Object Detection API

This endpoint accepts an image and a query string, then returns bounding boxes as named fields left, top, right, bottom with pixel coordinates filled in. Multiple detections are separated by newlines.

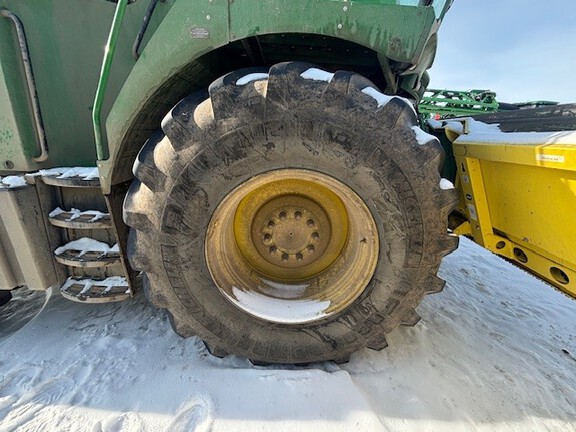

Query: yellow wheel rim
left=205, top=169, right=379, bottom=324
left=234, top=178, right=349, bottom=281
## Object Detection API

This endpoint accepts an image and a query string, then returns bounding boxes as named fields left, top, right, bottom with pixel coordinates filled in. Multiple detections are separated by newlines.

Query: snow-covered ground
left=1, top=238, right=575, bottom=432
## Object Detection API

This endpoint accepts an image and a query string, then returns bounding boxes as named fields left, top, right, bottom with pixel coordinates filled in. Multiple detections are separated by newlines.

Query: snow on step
left=35, top=166, right=100, bottom=188
left=38, top=167, right=99, bottom=180
left=0, top=175, right=28, bottom=189
left=48, top=207, right=110, bottom=229
left=60, top=276, right=131, bottom=303
left=55, top=237, right=118, bottom=256
left=54, top=237, right=120, bottom=268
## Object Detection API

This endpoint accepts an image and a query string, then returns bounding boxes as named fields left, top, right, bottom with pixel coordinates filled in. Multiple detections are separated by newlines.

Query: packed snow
left=440, top=178, right=455, bottom=190
left=0, top=175, right=27, bottom=188
left=54, top=238, right=119, bottom=257
left=361, top=87, right=418, bottom=115
left=427, top=117, right=502, bottom=136
left=411, top=125, right=438, bottom=145
left=445, top=120, right=465, bottom=134
left=426, top=118, right=444, bottom=129
left=457, top=129, right=576, bottom=145
left=300, top=68, right=334, bottom=83
left=230, top=286, right=329, bottom=324
left=1, top=238, right=575, bottom=431
left=464, top=118, right=502, bottom=133
left=436, top=118, right=576, bottom=146
left=236, top=73, right=269, bottom=86
left=49, top=207, right=108, bottom=223
left=61, top=276, right=129, bottom=296
left=362, top=87, right=394, bottom=107
left=35, top=167, right=99, bottom=180
left=48, top=207, right=66, bottom=218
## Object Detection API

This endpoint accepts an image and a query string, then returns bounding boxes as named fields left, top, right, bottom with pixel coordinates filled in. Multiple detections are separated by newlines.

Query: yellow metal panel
left=456, top=157, right=494, bottom=247
left=453, top=129, right=576, bottom=298
left=481, top=161, right=576, bottom=267
left=454, top=131, right=576, bottom=171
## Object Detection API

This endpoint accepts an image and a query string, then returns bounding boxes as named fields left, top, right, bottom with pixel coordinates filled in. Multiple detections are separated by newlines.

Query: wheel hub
left=255, top=202, right=323, bottom=267
left=205, top=169, right=379, bottom=324
left=234, top=179, right=348, bottom=280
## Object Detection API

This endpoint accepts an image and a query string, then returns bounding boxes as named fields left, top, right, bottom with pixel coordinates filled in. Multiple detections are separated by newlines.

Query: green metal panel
left=100, top=0, right=231, bottom=189
left=103, top=0, right=230, bottom=136
left=0, top=32, right=36, bottom=170
left=228, top=0, right=436, bottom=64
left=101, top=0, right=445, bottom=191
left=0, top=0, right=450, bottom=187
left=0, top=0, right=162, bottom=172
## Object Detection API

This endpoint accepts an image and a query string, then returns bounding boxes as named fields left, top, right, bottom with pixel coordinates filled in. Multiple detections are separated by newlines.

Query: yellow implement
left=451, top=122, right=576, bottom=298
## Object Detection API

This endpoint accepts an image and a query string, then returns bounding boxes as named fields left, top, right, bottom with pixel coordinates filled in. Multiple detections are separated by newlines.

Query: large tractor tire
left=123, top=62, right=458, bottom=364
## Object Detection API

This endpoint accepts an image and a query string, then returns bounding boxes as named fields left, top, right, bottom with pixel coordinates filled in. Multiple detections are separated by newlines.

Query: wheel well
left=109, top=33, right=387, bottom=187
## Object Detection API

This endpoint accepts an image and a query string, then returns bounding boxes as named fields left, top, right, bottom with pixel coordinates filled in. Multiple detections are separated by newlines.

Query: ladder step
left=48, top=207, right=111, bottom=229
left=39, top=167, right=100, bottom=188
left=60, top=276, right=131, bottom=303
left=54, top=238, right=121, bottom=268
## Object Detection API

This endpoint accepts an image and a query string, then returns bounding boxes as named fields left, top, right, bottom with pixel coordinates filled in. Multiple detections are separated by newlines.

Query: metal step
left=33, top=167, right=134, bottom=304
left=48, top=207, right=111, bottom=229
left=54, top=238, right=121, bottom=268
left=40, top=167, right=100, bottom=188
left=60, top=276, right=131, bottom=303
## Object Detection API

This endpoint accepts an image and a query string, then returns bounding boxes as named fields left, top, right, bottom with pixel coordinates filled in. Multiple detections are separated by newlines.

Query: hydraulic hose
left=132, top=0, right=164, bottom=60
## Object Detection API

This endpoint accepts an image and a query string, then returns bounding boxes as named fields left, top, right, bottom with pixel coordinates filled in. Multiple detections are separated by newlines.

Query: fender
left=100, top=0, right=443, bottom=193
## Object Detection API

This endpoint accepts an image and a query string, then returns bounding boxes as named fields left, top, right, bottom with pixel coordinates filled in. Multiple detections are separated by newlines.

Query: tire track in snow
left=94, top=411, right=145, bottom=432
left=166, top=395, right=214, bottom=432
